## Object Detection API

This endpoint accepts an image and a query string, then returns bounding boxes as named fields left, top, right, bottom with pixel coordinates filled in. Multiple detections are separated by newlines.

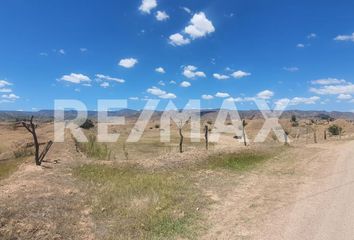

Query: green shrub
left=328, top=124, right=342, bottom=136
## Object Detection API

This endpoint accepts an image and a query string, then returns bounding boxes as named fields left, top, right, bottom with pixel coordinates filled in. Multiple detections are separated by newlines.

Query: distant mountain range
left=1, top=109, right=354, bottom=122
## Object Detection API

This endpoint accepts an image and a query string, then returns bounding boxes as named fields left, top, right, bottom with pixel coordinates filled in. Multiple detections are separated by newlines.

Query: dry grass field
left=1, top=115, right=354, bottom=239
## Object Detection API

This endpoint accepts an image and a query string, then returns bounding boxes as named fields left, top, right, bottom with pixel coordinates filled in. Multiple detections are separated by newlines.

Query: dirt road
left=258, top=140, right=354, bottom=240
left=201, top=141, right=354, bottom=240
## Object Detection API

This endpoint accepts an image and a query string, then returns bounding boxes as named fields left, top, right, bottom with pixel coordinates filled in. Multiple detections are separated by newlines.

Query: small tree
left=21, top=116, right=53, bottom=166
left=177, top=120, right=184, bottom=153
left=328, top=124, right=343, bottom=136
left=291, top=115, right=299, bottom=127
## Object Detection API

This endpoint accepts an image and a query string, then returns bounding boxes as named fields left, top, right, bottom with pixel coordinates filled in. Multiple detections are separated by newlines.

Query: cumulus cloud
left=307, top=33, right=317, bottom=39
left=215, top=92, right=230, bottom=98
left=184, top=12, right=215, bottom=39
left=139, top=0, right=157, bottom=14
left=213, top=73, right=230, bottom=80
left=202, top=94, right=214, bottom=100
left=156, top=11, right=169, bottom=21
left=311, top=78, right=346, bottom=85
left=337, top=94, right=352, bottom=100
left=169, top=12, right=214, bottom=47
left=310, top=83, right=354, bottom=95
left=147, top=86, right=176, bottom=99
left=58, top=49, right=66, bottom=55
left=2, top=93, right=19, bottom=100
left=155, top=67, right=165, bottom=74
left=180, top=81, right=191, bottom=87
left=118, top=58, right=138, bottom=68
left=334, top=33, right=354, bottom=42
left=100, top=82, right=110, bottom=88
left=0, top=88, right=12, bottom=93
left=256, top=90, right=274, bottom=99
left=95, top=74, right=125, bottom=83
left=0, top=80, right=12, bottom=88
left=182, top=65, right=206, bottom=78
left=297, top=43, right=305, bottom=48
left=231, top=70, right=251, bottom=79
left=169, top=33, right=191, bottom=46
left=275, top=96, right=320, bottom=108
left=60, top=73, right=91, bottom=84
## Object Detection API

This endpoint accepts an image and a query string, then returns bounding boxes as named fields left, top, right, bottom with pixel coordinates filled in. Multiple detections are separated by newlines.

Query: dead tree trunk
left=284, top=132, right=289, bottom=146
left=22, top=116, right=53, bottom=166
left=242, top=120, right=247, bottom=146
left=179, top=127, right=184, bottom=153
left=324, top=130, right=327, bottom=140
left=313, top=129, right=317, bottom=143
left=204, top=125, right=209, bottom=150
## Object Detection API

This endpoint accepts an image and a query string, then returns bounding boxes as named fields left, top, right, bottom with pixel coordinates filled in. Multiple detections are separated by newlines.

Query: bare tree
left=242, top=119, right=247, bottom=146
left=177, top=120, right=184, bottom=153
left=204, top=125, right=209, bottom=150
left=21, top=116, right=53, bottom=166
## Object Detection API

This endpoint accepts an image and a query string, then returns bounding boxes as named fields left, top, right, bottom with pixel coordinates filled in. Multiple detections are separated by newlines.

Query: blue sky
left=1, top=0, right=354, bottom=111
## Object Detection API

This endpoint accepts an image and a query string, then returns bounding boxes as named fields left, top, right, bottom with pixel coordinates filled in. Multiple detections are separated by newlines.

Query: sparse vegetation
left=328, top=124, right=343, bottom=136
left=0, top=158, right=23, bottom=180
left=291, top=115, right=299, bottom=127
left=74, top=164, right=208, bottom=239
left=206, top=151, right=271, bottom=171
left=75, top=135, right=111, bottom=160
left=80, top=119, right=95, bottom=129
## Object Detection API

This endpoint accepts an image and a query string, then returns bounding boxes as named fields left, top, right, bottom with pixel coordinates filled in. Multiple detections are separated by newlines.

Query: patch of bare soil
left=0, top=137, right=95, bottom=240
left=198, top=141, right=345, bottom=239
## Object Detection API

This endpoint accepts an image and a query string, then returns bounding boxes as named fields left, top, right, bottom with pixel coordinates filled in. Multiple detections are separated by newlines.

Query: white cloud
left=95, top=74, right=125, bottom=83
left=155, top=67, right=165, bottom=74
left=311, top=78, right=347, bottom=85
left=182, top=7, right=192, bottom=14
left=180, top=81, right=191, bottom=87
left=297, top=43, right=305, bottom=48
left=2, top=93, right=19, bottom=100
left=119, top=58, right=138, bottom=68
left=182, top=65, right=206, bottom=78
left=275, top=96, right=320, bottom=108
left=213, top=73, right=230, bottom=80
left=129, top=97, right=139, bottom=101
left=158, top=81, right=165, bottom=86
left=0, top=80, right=12, bottom=88
left=290, top=96, right=320, bottom=105
left=0, top=88, right=12, bottom=93
left=307, top=33, right=317, bottom=39
left=60, top=73, right=91, bottom=84
left=139, top=0, right=157, bottom=14
left=337, top=94, right=352, bottom=100
left=334, top=33, right=354, bottom=42
left=215, top=92, right=230, bottom=98
left=169, top=33, right=191, bottom=46
left=231, top=70, right=251, bottom=79
left=202, top=94, right=214, bottom=100
left=156, top=11, right=169, bottom=21
left=58, top=49, right=66, bottom=55
left=39, top=52, right=48, bottom=56
left=169, top=80, right=177, bottom=84
left=283, top=67, right=299, bottom=72
left=310, top=83, right=354, bottom=95
left=100, top=82, right=110, bottom=88
left=80, top=48, right=88, bottom=52
left=257, top=90, right=274, bottom=99
left=147, top=86, right=176, bottom=99
left=184, top=12, right=215, bottom=39
left=159, top=93, right=176, bottom=99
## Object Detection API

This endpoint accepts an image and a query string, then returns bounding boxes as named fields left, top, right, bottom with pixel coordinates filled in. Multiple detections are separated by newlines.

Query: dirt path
left=0, top=137, right=94, bottom=240
left=201, top=141, right=354, bottom=240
